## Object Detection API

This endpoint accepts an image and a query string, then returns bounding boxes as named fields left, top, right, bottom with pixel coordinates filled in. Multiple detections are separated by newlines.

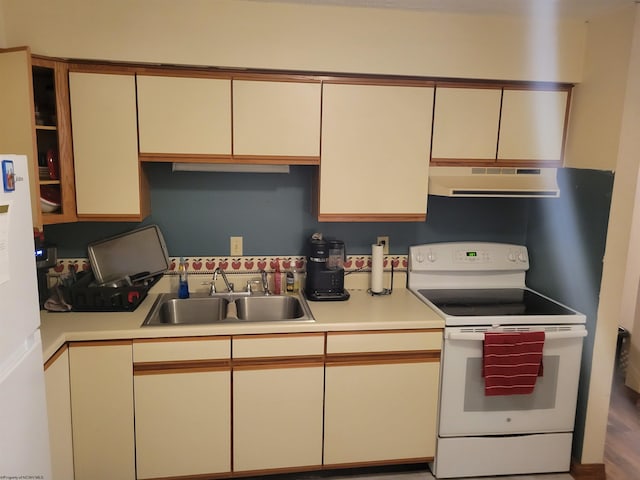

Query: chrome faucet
left=213, top=267, right=234, bottom=293
left=260, top=270, right=271, bottom=295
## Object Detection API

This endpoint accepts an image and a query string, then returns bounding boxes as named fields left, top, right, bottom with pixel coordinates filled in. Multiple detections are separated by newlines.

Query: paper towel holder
left=368, top=260, right=394, bottom=296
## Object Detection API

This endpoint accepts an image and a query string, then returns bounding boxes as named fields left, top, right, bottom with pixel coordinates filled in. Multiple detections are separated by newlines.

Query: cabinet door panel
left=133, top=337, right=230, bottom=362
left=137, top=75, right=231, bottom=154
left=233, top=80, right=321, bottom=157
left=134, top=370, right=231, bottom=479
left=233, top=333, right=324, bottom=358
left=233, top=366, right=324, bottom=471
left=44, top=348, right=74, bottom=480
left=320, top=84, right=433, bottom=218
left=69, top=72, right=142, bottom=216
left=498, top=89, right=568, bottom=162
left=324, top=361, right=439, bottom=465
left=69, top=342, right=134, bottom=480
left=432, top=87, right=501, bottom=161
left=327, top=330, right=442, bottom=354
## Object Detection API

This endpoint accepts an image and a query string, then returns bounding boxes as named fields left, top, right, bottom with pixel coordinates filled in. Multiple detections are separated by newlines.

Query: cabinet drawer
left=232, top=333, right=324, bottom=358
left=326, top=330, right=442, bottom=354
left=133, top=337, right=231, bottom=362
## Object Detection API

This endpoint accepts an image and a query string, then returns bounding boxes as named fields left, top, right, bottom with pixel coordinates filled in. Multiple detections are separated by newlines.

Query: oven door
left=438, top=324, right=587, bottom=437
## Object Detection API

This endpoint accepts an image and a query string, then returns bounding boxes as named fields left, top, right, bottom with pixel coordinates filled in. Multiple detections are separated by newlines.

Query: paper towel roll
left=371, top=243, right=384, bottom=293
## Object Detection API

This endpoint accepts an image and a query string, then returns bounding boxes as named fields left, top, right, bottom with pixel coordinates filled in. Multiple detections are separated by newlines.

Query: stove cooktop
left=416, top=288, right=576, bottom=317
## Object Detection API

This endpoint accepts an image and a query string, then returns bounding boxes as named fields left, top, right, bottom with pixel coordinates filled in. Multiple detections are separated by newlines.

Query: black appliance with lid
left=61, top=225, right=169, bottom=312
left=304, top=234, right=350, bottom=301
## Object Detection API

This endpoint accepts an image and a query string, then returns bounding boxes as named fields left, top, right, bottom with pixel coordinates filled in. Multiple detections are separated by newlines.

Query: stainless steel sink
left=142, top=294, right=229, bottom=326
left=235, top=295, right=308, bottom=321
left=142, top=292, right=314, bottom=326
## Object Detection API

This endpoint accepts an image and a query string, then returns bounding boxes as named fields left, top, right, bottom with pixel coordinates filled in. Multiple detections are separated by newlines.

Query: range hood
left=172, top=163, right=290, bottom=174
left=428, top=166, right=560, bottom=198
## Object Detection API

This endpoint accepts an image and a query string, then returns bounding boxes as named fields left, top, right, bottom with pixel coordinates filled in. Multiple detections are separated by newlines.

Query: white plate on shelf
left=40, top=197, right=60, bottom=213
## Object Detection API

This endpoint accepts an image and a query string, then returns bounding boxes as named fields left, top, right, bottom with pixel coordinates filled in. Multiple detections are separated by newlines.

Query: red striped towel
left=482, top=331, right=545, bottom=396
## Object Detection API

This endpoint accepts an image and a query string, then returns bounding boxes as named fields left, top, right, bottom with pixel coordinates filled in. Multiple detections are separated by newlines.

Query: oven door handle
left=446, top=329, right=588, bottom=341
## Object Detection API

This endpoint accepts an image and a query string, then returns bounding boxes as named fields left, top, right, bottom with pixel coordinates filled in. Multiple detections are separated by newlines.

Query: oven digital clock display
left=456, top=249, right=488, bottom=262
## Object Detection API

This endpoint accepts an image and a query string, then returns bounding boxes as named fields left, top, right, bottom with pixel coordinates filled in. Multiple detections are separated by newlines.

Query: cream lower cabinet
left=232, top=333, right=325, bottom=473
left=69, top=341, right=135, bottom=480
left=323, top=330, right=442, bottom=466
left=319, top=83, right=434, bottom=222
left=132, top=337, right=232, bottom=479
left=69, top=70, right=149, bottom=220
left=44, top=346, right=74, bottom=480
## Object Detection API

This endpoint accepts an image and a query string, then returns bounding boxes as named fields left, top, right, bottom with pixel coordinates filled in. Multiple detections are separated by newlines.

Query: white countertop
left=40, top=278, right=444, bottom=361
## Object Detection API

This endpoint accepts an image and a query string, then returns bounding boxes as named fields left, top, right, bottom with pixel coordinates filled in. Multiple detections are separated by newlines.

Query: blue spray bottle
left=178, top=257, right=190, bottom=299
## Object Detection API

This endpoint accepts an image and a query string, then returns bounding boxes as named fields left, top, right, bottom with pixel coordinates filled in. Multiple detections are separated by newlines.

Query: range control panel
left=409, top=242, right=529, bottom=272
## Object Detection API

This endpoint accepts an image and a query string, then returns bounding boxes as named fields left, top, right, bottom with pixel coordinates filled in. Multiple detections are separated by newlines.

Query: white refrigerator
left=0, top=155, right=52, bottom=478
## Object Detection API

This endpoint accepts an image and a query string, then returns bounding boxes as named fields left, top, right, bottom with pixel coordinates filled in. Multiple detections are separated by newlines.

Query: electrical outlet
left=230, top=236, right=243, bottom=256
left=377, top=236, right=389, bottom=255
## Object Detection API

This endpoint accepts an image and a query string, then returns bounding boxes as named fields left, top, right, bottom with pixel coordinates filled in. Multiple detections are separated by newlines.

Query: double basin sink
left=142, top=291, right=314, bottom=326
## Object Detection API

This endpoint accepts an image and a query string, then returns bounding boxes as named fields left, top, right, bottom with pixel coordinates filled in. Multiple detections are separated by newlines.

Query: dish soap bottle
left=274, top=264, right=281, bottom=295
left=178, top=257, right=190, bottom=299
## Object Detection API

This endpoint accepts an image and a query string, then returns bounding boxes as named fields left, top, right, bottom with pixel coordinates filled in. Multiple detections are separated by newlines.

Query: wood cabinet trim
left=232, top=73, right=321, bottom=83
left=44, top=343, right=69, bottom=370
left=569, top=459, right=606, bottom=480
left=327, top=329, right=442, bottom=336
left=133, top=359, right=231, bottom=375
left=322, top=77, right=436, bottom=87
left=230, top=465, right=323, bottom=479
left=137, top=473, right=232, bottom=480
left=232, top=332, right=324, bottom=341
left=133, top=336, right=231, bottom=344
left=230, top=155, right=320, bottom=165
left=435, top=81, right=502, bottom=90
left=0, top=46, right=30, bottom=54
left=68, top=63, right=138, bottom=75
left=139, top=153, right=234, bottom=163
left=317, top=213, right=427, bottom=222
left=233, top=355, right=325, bottom=370
left=48, top=60, right=77, bottom=224
left=69, top=339, right=132, bottom=348
left=326, top=351, right=440, bottom=366
left=55, top=54, right=574, bottom=90
left=76, top=213, right=146, bottom=221
left=430, top=158, right=562, bottom=167
left=322, top=457, right=433, bottom=470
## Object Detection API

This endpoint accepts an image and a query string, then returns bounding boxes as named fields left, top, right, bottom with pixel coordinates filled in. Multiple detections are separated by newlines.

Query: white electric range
left=408, top=242, right=587, bottom=479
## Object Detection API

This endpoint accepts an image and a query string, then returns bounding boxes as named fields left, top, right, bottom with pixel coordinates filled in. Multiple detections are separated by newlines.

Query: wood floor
left=603, top=338, right=640, bottom=479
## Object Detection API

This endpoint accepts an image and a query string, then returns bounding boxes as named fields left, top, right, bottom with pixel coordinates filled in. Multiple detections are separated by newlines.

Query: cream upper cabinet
left=68, top=341, right=135, bottom=480
left=232, top=334, right=325, bottom=472
left=133, top=338, right=232, bottom=479
left=137, top=75, right=232, bottom=155
left=232, top=79, right=321, bottom=159
left=69, top=71, right=149, bottom=220
left=320, top=83, right=433, bottom=222
left=324, top=330, right=441, bottom=465
left=431, top=87, right=502, bottom=161
left=498, top=89, right=569, bottom=162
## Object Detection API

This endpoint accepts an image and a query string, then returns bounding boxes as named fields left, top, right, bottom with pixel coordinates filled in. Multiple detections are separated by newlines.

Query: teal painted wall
left=526, top=168, right=614, bottom=459
left=43, top=163, right=613, bottom=460
left=44, top=163, right=531, bottom=257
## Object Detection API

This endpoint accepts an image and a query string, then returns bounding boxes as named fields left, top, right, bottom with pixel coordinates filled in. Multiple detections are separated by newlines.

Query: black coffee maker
left=305, top=234, right=350, bottom=301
